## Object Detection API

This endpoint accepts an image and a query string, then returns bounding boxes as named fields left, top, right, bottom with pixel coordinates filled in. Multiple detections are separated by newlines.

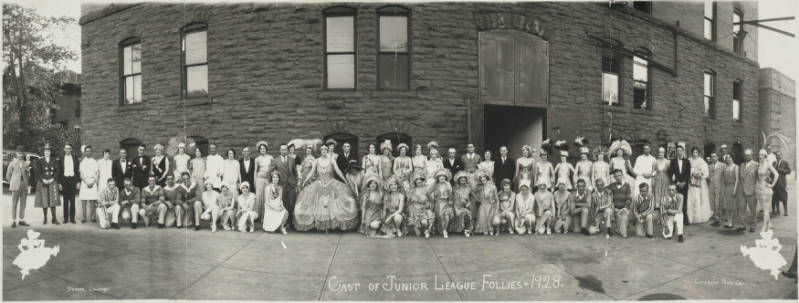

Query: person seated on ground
left=218, top=183, right=238, bottom=231
left=159, top=175, right=183, bottom=228
left=407, top=173, right=435, bottom=238
left=134, top=176, right=163, bottom=228
left=662, top=184, right=685, bottom=243
left=633, top=183, right=656, bottom=238
left=197, top=181, right=221, bottom=232
left=494, top=179, right=516, bottom=235
left=359, top=174, right=384, bottom=236
left=96, top=178, right=121, bottom=229
left=118, top=178, right=141, bottom=227
left=570, top=179, right=592, bottom=235
left=590, top=178, right=614, bottom=236
left=607, top=169, right=632, bottom=238
left=553, top=181, right=572, bottom=234
left=513, top=180, right=536, bottom=235
left=534, top=181, right=554, bottom=235
left=236, top=182, right=258, bottom=233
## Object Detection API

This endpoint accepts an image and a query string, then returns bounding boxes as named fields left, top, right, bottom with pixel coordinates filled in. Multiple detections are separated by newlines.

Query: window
left=601, top=41, right=621, bottom=105
left=633, top=49, right=651, bottom=109
left=703, top=71, right=715, bottom=118
left=182, top=23, right=208, bottom=98
left=377, top=6, right=410, bottom=90
left=733, top=81, right=742, bottom=121
left=376, top=132, right=412, bottom=157
left=703, top=0, right=716, bottom=40
left=733, top=9, right=743, bottom=54
left=120, top=38, right=142, bottom=104
left=324, top=7, right=356, bottom=89
left=633, top=1, right=652, bottom=14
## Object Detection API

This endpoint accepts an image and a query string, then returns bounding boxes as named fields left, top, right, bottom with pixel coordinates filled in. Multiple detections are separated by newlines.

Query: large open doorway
left=484, top=105, right=546, bottom=159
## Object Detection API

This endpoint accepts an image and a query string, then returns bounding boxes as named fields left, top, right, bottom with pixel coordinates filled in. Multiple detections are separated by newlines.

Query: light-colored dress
left=722, top=164, right=738, bottom=211
left=380, top=192, right=405, bottom=234
left=255, top=154, right=275, bottom=220
left=474, top=183, right=499, bottom=234
left=575, top=160, right=593, bottom=189
left=205, top=154, right=225, bottom=188
left=425, top=158, right=444, bottom=187
left=79, top=158, right=99, bottom=200
left=450, top=184, right=473, bottom=232
left=756, top=162, right=773, bottom=205
left=592, top=160, right=611, bottom=188
left=394, top=156, right=413, bottom=192
left=299, top=156, right=315, bottom=190
left=554, top=162, right=574, bottom=190
left=173, top=154, right=191, bottom=179
left=412, top=155, right=427, bottom=175
left=514, top=192, right=536, bottom=233
left=652, top=159, right=671, bottom=208
left=190, top=157, right=206, bottom=185
left=262, top=183, right=288, bottom=232
left=293, top=156, right=359, bottom=231
left=358, top=189, right=383, bottom=235
left=222, top=159, right=241, bottom=193
left=97, top=158, right=113, bottom=194
left=687, top=157, right=712, bottom=223
left=708, top=161, right=727, bottom=215
left=478, top=161, right=495, bottom=180
left=536, top=161, right=554, bottom=189
left=515, top=159, right=535, bottom=190
left=407, top=187, right=434, bottom=229
left=363, top=154, right=381, bottom=176
left=379, top=155, right=393, bottom=181
left=429, top=181, right=453, bottom=235
left=633, top=155, right=656, bottom=198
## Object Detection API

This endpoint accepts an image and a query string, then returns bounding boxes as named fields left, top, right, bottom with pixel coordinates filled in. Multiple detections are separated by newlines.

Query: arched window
left=377, top=5, right=411, bottom=90
left=601, top=39, right=622, bottom=106
left=324, top=133, right=359, bottom=157
left=119, top=138, right=143, bottom=160
left=323, top=6, right=357, bottom=89
left=633, top=47, right=651, bottom=109
left=376, top=132, right=412, bottom=157
left=119, top=37, right=142, bottom=104
left=188, top=135, right=209, bottom=157
left=182, top=22, right=208, bottom=98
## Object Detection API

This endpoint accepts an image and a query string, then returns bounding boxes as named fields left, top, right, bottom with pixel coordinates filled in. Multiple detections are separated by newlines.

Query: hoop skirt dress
left=293, top=158, right=359, bottom=231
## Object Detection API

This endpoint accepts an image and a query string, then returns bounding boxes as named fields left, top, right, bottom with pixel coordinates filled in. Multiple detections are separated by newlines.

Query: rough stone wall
left=80, top=2, right=760, bottom=160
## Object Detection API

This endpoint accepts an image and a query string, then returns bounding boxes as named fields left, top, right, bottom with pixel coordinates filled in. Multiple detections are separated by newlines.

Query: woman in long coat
left=35, top=144, right=61, bottom=224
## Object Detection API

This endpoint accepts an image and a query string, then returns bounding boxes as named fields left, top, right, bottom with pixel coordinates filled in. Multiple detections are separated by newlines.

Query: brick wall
left=80, top=2, right=761, bottom=160
left=759, top=68, right=796, bottom=170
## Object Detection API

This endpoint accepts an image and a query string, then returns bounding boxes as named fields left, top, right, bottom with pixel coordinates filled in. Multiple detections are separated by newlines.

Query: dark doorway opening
left=484, top=105, right=546, bottom=159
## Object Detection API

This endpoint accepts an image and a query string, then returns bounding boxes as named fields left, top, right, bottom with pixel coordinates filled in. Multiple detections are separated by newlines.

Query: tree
left=2, top=3, right=78, bottom=151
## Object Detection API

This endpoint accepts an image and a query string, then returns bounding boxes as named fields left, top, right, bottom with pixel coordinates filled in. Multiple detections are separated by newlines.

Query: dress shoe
left=157, top=223, right=164, bottom=229
left=52, top=219, right=61, bottom=225
left=646, top=234, right=653, bottom=238
left=131, top=223, right=138, bottom=229
left=11, top=222, right=17, bottom=228
left=70, top=220, right=76, bottom=224
left=19, top=221, right=29, bottom=227
left=43, top=219, right=47, bottom=225
left=678, top=235, right=684, bottom=243
left=194, top=226, right=201, bottom=231
left=711, top=221, right=721, bottom=227
left=749, top=227, right=755, bottom=233
left=82, top=219, right=87, bottom=223
left=607, top=228, right=613, bottom=237
left=111, top=223, right=119, bottom=229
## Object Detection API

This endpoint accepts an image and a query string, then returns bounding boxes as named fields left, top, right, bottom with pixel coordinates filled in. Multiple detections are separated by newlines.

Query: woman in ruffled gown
left=687, top=147, right=712, bottom=223
left=407, top=172, right=435, bottom=238
left=608, top=140, right=635, bottom=191
left=263, top=171, right=289, bottom=234
left=359, top=173, right=384, bottom=236
left=293, top=145, right=359, bottom=231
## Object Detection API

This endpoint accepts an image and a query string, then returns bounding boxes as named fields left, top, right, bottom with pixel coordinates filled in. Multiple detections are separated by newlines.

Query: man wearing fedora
left=7, top=145, right=30, bottom=227
left=58, top=143, right=81, bottom=224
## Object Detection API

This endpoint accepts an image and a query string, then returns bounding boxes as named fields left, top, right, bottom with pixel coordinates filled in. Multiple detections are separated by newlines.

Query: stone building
left=79, top=1, right=762, bottom=161
left=759, top=68, right=796, bottom=171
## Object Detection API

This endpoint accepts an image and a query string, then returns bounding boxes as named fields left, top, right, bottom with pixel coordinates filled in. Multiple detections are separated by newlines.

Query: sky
left=8, top=0, right=799, bottom=84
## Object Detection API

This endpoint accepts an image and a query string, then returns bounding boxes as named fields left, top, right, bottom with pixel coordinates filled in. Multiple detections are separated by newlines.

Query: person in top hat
left=7, top=145, right=30, bottom=227
left=345, top=159, right=363, bottom=199
left=59, top=143, right=80, bottom=224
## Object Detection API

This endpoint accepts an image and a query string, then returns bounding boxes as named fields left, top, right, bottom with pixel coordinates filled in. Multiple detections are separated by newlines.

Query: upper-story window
left=324, top=6, right=356, bottom=89
left=182, top=23, right=208, bottom=98
left=377, top=6, right=410, bottom=90
left=733, top=81, right=742, bottom=121
left=601, top=40, right=621, bottom=105
left=633, top=1, right=652, bottom=15
left=703, top=0, right=716, bottom=40
left=633, top=48, right=651, bottom=109
left=120, top=37, right=142, bottom=104
left=733, top=9, right=744, bottom=55
left=704, top=71, right=715, bottom=118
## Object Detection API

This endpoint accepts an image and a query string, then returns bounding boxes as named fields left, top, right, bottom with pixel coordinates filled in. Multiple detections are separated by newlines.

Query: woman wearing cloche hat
left=407, top=172, right=435, bottom=238
left=430, top=168, right=454, bottom=238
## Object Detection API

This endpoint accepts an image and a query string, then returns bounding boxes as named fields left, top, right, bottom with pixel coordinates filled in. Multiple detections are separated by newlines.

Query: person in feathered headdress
left=426, top=141, right=439, bottom=154
left=394, top=143, right=413, bottom=194
left=554, top=140, right=575, bottom=190
left=407, top=171, right=435, bottom=238
left=359, top=172, right=384, bottom=236
left=381, top=176, right=405, bottom=237
left=608, top=140, right=635, bottom=190
left=378, top=139, right=394, bottom=181
left=575, top=146, right=593, bottom=191
left=430, top=168, right=454, bottom=238
left=536, top=139, right=555, bottom=191
left=592, top=145, right=611, bottom=188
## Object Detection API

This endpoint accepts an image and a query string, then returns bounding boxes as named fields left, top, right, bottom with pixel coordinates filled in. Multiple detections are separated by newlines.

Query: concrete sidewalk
left=2, top=186, right=797, bottom=301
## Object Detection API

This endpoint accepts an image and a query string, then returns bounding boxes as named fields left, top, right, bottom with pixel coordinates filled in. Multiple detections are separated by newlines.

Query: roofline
left=79, top=4, right=140, bottom=26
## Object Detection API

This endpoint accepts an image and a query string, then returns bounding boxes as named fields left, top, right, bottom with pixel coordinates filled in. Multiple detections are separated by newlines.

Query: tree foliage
left=2, top=3, right=79, bottom=152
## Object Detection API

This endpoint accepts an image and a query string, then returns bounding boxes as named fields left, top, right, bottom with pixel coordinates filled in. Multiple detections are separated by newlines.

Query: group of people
left=5, top=137, right=790, bottom=242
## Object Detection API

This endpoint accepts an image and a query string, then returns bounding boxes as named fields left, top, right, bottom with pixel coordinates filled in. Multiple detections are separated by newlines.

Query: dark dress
left=34, top=157, right=61, bottom=208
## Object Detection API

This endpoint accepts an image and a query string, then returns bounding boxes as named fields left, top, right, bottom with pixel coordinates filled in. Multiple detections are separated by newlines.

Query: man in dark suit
left=275, top=144, right=298, bottom=228
left=443, top=147, right=464, bottom=182
left=494, top=146, right=515, bottom=186
left=58, top=144, right=80, bottom=224
left=772, top=151, right=791, bottom=216
left=239, top=147, right=255, bottom=190
left=131, top=145, right=151, bottom=189
left=112, top=148, right=133, bottom=190
left=668, top=145, right=691, bottom=225
left=336, top=142, right=357, bottom=175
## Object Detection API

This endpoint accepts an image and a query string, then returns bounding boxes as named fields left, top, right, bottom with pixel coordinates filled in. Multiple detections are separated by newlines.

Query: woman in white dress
left=199, top=181, right=221, bottom=232
left=411, top=144, right=427, bottom=178
left=173, top=143, right=191, bottom=180
left=687, top=147, right=712, bottom=223
left=189, top=148, right=206, bottom=185
left=222, top=149, right=241, bottom=194
left=536, top=151, right=554, bottom=191
left=263, top=171, right=289, bottom=234
left=254, top=141, right=274, bottom=220
left=362, top=143, right=382, bottom=179
left=425, top=148, right=444, bottom=187
left=97, top=149, right=114, bottom=194
left=608, top=140, right=635, bottom=188
left=236, top=182, right=258, bottom=232
left=515, top=146, right=535, bottom=191
left=478, top=150, right=495, bottom=180
left=592, top=151, right=611, bottom=188
left=79, top=145, right=100, bottom=222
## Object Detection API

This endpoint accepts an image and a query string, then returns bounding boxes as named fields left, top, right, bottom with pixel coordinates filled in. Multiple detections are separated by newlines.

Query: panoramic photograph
left=2, top=0, right=797, bottom=301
